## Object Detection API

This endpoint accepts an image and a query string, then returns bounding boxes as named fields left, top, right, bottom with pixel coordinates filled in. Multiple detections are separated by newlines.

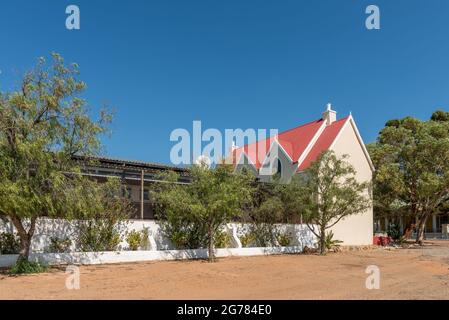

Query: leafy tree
left=0, top=53, right=129, bottom=262
left=152, top=171, right=209, bottom=250
left=246, top=196, right=284, bottom=247
left=153, top=163, right=255, bottom=261
left=73, top=179, right=131, bottom=252
left=431, top=110, right=449, bottom=122
left=281, top=150, right=371, bottom=254
left=368, top=115, right=449, bottom=244
left=240, top=181, right=284, bottom=246
left=0, top=232, right=20, bottom=254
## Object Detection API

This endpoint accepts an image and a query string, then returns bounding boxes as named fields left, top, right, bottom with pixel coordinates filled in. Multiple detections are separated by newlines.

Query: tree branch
left=306, top=223, right=320, bottom=239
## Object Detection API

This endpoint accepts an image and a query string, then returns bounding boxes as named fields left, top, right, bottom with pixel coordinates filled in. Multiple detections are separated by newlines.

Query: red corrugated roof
left=297, top=117, right=349, bottom=171
left=234, top=136, right=274, bottom=169
left=277, top=119, right=324, bottom=162
left=233, top=116, right=349, bottom=171
left=233, top=118, right=323, bottom=169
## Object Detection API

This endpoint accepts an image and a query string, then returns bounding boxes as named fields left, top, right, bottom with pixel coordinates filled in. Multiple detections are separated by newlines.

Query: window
left=437, top=215, right=449, bottom=233
left=276, top=159, right=282, bottom=175
left=273, top=158, right=282, bottom=180
left=140, top=188, right=150, bottom=201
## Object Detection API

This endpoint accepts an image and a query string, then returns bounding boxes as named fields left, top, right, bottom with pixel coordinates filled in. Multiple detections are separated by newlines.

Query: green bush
left=214, top=230, right=231, bottom=248
left=324, top=231, right=343, bottom=251
left=10, top=260, right=47, bottom=275
left=249, top=223, right=280, bottom=247
left=140, top=227, right=151, bottom=250
left=125, top=228, right=152, bottom=251
left=126, top=230, right=142, bottom=251
left=77, top=219, right=123, bottom=252
left=241, top=229, right=292, bottom=247
left=240, top=233, right=255, bottom=247
left=387, top=223, right=402, bottom=240
left=48, top=237, right=72, bottom=253
left=0, top=232, right=20, bottom=254
left=243, top=195, right=284, bottom=247
left=158, top=214, right=208, bottom=249
left=277, top=232, right=292, bottom=247
left=74, top=184, right=130, bottom=252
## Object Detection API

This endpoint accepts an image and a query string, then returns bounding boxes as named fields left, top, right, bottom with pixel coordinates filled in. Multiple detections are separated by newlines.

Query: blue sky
left=1, top=0, right=449, bottom=164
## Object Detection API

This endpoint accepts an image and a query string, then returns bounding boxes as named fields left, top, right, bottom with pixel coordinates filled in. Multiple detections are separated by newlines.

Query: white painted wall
left=0, top=218, right=316, bottom=255
left=329, top=119, right=374, bottom=245
left=0, top=246, right=309, bottom=268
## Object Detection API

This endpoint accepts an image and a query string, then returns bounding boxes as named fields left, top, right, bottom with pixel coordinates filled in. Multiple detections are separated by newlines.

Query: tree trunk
left=208, top=225, right=215, bottom=262
left=401, top=220, right=415, bottom=239
left=9, top=215, right=37, bottom=262
left=18, top=235, right=32, bottom=262
left=319, top=225, right=326, bottom=255
left=415, top=214, right=428, bottom=245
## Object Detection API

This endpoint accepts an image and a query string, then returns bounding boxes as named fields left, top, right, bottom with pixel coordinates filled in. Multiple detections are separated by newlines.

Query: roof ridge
left=236, top=118, right=324, bottom=151
left=279, top=116, right=349, bottom=137
left=296, top=115, right=350, bottom=172
left=277, top=118, right=323, bottom=137
left=237, top=116, right=348, bottom=148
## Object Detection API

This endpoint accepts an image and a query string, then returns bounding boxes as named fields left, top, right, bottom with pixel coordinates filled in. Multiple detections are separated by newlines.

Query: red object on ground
left=373, top=236, right=393, bottom=246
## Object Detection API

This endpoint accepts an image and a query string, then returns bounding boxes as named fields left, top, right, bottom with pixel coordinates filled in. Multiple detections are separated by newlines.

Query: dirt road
left=1, top=241, right=448, bottom=299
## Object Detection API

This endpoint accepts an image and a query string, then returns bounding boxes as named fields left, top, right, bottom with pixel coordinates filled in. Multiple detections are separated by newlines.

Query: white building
left=231, top=104, right=375, bottom=245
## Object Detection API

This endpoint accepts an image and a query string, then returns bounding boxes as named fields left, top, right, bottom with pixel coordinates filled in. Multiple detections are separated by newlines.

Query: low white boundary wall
left=0, top=218, right=316, bottom=267
left=0, top=246, right=306, bottom=268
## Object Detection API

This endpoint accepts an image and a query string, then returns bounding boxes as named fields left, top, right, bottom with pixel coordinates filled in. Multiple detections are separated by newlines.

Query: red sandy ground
left=1, top=240, right=448, bottom=299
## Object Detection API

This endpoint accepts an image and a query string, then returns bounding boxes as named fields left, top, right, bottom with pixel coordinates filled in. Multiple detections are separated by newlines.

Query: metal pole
left=141, top=170, right=144, bottom=220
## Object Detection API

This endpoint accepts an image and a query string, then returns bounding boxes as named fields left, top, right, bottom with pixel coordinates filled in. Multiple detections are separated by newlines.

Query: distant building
left=74, top=155, right=189, bottom=219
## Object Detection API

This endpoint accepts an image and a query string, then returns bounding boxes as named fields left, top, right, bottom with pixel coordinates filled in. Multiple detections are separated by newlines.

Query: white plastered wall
left=328, top=119, right=374, bottom=245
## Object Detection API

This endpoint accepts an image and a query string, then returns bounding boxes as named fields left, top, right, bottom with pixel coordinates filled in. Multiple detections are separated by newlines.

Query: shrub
left=240, top=232, right=255, bottom=247
left=126, top=230, right=142, bottom=251
left=387, top=223, right=402, bottom=240
left=0, top=232, right=20, bottom=254
left=324, top=231, right=343, bottom=251
left=125, top=228, right=153, bottom=251
left=158, top=214, right=208, bottom=249
left=10, top=260, right=47, bottom=274
left=48, top=237, right=72, bottom=253
left=140, top=227, right=151, bottom=250
left=73, top=179, right=131, bottom=253
left=243, top=195, right=284, bottom=247
left=77, top=219, right=124, bottom=252
left=214, top=230, right=231, bottom=248
left=277, top=232, right=292, bottom=247
left=249, top=223, right=280, bottom=247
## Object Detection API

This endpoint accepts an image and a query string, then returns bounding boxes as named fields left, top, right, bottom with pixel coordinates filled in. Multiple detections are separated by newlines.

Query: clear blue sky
left=1, top=0, right=449, bottom=164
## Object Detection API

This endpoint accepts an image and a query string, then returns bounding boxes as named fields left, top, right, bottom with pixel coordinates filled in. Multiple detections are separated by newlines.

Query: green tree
left=73, top=178, right=132, bottom=252
left=431, top=110, right=449, bottom=122
left=245, top=195, right=284, bottom=247
left=241, top=181, right=288, bottom=247
left=0, top=53, right=129, bottom=262
left=153, top=163, right=255, bottom=261
left=368, top=114, right=449, bottom=244
left=282, top=150, right=371, bottom=254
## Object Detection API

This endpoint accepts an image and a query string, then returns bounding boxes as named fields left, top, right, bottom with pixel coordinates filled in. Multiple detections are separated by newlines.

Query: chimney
left=322, top=103, right=337, bottom=125
left=231, top=139, right=238, bottom=152
left=226, top=139, right=239, bottom=165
